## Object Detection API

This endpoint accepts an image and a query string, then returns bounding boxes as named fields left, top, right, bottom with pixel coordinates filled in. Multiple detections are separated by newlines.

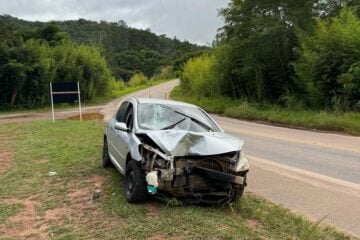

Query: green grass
left=171, top=86, right=360, bottom=136
left=0, top=120, right=355, bottom=239
left=0, top=203, right=24, bottom=222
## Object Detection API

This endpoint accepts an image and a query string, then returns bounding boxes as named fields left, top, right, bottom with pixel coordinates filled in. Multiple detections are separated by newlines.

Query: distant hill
left=0, top=15, right=205, bottom=80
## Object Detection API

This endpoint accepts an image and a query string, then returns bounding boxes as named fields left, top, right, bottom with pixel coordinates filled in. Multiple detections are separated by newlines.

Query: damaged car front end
left=137, top=131, right=249, bottom=204
left=103, top=98, right=249, bottom=204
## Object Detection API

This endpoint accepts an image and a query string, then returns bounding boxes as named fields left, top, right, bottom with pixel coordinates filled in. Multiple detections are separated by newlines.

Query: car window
left=138, top=103, right=220, bottom=132
left=116, top=102, right=129, bottom=122
left=138, top=104, right=183, bottom=130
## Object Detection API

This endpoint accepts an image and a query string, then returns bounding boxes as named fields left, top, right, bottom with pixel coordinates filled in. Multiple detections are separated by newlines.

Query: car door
left=107, top=101, right=129, bottom=173
left=112, top=102, right=135, bottom=172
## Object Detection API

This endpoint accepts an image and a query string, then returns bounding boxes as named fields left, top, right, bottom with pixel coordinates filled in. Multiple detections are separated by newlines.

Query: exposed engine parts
left=141, top=143, right=247, bottom=203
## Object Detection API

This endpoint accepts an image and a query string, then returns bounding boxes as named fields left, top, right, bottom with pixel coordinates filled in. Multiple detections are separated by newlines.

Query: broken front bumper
left=146, top=165, right=247, bottom=196
left=142, top=144, right=248, bottom=200
left=190, top=166, right=246, bottom=185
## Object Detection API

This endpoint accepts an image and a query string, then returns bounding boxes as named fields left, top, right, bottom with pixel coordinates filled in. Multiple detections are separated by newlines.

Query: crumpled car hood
left=138, top=130, right=243, bottom=156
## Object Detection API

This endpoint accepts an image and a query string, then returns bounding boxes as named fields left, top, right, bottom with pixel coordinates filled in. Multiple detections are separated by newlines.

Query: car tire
left=102, top=137, right=112, bottom=168
left=124, top=160, right=148, bottom=203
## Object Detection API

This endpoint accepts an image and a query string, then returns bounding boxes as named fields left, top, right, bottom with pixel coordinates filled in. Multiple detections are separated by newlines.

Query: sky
left=0, top=0, right=230, bottom=45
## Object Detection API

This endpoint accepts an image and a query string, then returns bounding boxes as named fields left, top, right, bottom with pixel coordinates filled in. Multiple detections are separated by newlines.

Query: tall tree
left=217, top=0, right=315, bottom=102
left=294, top=8, right=360, bottom=110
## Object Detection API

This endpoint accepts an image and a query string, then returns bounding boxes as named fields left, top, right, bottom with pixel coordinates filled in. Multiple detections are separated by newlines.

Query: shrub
left=181, top=54, right=221, bottom=97
left=294, top=8, right=360, bottom=110
left=127, top=72, right=149, bottom=87
left=151, top=65, right=174, bottom=81
left=109, top=78, right=126, bottom=91
left=338, top=62, right=360, bottom=110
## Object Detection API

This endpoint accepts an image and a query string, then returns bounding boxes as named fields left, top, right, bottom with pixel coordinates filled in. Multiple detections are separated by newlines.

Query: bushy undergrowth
left=171, top=86, right=360, bottom=135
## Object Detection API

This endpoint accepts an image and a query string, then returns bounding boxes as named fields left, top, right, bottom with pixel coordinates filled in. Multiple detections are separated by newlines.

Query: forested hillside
left=0, top=15, right=203, bottom=109
left=0, top=15, right=205, bottom=80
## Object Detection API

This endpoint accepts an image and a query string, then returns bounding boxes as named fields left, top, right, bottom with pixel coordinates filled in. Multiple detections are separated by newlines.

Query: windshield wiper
left=161, top=117, right=186, bottom=130
left=174, top=111, right=213, bottom=132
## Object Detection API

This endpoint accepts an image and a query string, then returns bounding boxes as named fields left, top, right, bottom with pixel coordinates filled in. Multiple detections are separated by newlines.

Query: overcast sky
left=0, top=0, right=229, bottom=45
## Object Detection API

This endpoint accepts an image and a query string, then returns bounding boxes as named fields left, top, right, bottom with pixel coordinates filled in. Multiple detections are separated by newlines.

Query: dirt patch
left=148, top=234, right=184, bottom=240
left=44, top=207, right=66, bottom=222
left=245, top=219, right=260, bottom=229
left=45, top=175, right=106, bottom=220
left=0, top=135, right=14, bottom=174
left=0, top=198, right=48, bottom=239
left=148, top=234, right=167, bottom=240
left=0, top=175, right=128, bottom=239
left=0, top=150, right=13, bottom=174
left=35, top=158, right=49, bottom=164
left=67, top=112, right=104, bottom=121
left=51, top=175, right=128, bottom=233
left=145, top=202, right=161, bottom=220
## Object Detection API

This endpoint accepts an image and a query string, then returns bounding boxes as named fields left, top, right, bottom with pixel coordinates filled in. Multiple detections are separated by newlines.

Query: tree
left=315, top=0, right=360, bottom=17
left=217, top=0, right=316, bottom=102
left=0, top=22, right=113, bottom=109
left=294, top=8, right=360, bottom=110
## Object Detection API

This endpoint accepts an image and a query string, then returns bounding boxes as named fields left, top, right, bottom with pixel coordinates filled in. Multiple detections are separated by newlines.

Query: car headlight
left=232, top=151, right=249, bottom=172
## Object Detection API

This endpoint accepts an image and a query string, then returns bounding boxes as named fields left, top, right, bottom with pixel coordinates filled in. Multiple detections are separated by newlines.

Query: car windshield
left=138, top=103, right=220, bottom=132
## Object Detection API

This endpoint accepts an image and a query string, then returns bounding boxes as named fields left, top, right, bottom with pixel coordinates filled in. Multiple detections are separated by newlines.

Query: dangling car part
left=103, top=98, right=249, bottom=204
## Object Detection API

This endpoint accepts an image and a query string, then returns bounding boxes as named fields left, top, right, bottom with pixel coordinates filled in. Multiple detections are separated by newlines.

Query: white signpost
left=49, top=81, right=82, bottom=122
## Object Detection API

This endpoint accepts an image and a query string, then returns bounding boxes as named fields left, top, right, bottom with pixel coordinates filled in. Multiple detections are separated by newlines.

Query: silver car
left=103, top=98, right=249, bottom=204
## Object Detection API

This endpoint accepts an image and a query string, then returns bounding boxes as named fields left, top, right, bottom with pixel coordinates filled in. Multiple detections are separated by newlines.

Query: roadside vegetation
left=171, top=87, right=360, bottom=135
left=0, top=120, right=355, bottom=239
left=0, top=18, right=197, bottom=111
left=175, top=1, right=360, bottom=134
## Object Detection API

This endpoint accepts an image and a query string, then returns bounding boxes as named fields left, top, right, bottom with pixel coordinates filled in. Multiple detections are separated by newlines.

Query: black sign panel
left=51, top=82, right=79, bottom=104
left=53, top=93, right=79, bottom=104
left=52, top=82, right=78, bottom=92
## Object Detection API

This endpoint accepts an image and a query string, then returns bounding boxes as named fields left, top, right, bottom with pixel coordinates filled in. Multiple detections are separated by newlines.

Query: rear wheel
left=102, top=137, right=112, bottom=168
left=124, top=160, right=147, bottom=203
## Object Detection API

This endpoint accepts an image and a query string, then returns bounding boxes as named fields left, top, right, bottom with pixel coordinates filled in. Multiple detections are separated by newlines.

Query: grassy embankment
left=171, top=86, right=360, bottom=136
left=0, top=119, right=355, bottom=239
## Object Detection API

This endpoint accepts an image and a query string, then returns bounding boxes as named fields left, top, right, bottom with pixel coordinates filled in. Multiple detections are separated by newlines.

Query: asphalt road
left=1, top=79, right=359, bottom=236
left=215, top=115, right=360, bottom=237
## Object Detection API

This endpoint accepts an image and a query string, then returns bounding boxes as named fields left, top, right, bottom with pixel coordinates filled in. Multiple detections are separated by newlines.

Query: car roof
left=132, top=98, right=199, bottom=108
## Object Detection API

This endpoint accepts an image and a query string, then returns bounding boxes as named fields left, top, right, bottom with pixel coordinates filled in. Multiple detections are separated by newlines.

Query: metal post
left=50, top=82, right=55, bottom=122
left=77, top=81, right=82, bottom=121
left=148, top=81, right=151, bottom=98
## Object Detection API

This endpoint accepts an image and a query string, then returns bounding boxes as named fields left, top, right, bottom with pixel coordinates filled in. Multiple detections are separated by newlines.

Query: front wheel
left=231, top=185, right=245, bottom=202
left=230, top=174, right=247, bottom=203
left=124, top=160, right=147, bottom=203
left=102, top=137, right=112, bottom=168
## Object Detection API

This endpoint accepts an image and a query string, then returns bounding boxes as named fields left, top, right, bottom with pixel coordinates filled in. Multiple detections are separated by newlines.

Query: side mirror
left=115, top=122, right=128, bottom=132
